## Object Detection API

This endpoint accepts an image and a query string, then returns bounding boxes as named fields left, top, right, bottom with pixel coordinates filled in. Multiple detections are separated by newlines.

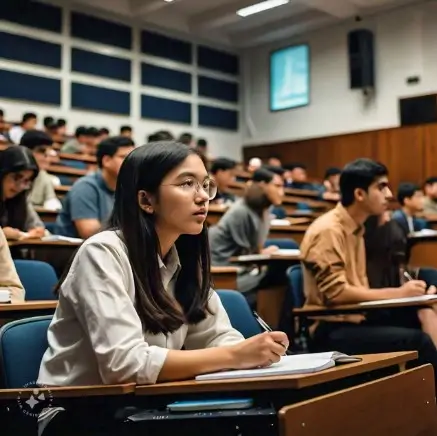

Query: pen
left=403, top=271, right=414, bottom=282
left=253, top=311, right=292, bottom=355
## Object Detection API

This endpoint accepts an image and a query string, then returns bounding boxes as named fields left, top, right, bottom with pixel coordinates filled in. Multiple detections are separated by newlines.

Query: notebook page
left=359, top=295, right=437, bottom=306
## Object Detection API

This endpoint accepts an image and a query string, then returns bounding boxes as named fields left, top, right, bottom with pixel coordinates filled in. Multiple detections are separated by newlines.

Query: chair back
left=14, top=260, right=58, bottom=301
left=0, top=316, right=52, bottom=388
left=287, top=265, right=304, bottom=308
left=217, top=290, right=263, bottom=338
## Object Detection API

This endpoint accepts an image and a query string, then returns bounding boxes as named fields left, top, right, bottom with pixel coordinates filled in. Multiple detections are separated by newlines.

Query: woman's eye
left=181, top=179, right=195, bottom=188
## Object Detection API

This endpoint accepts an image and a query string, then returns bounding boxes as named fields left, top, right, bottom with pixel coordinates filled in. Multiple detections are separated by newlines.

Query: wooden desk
left=409, top=237, right=437, bottom=269
left=34, top=207, right=59, bottom=223
left=134, top=352, right=416, bottom=396
left=211, top=266, right=238, bottom=290
left=269, top=225, right=308, bottom=243
left=48, top=165, right=87, bottom=181
left=0, top=300, right=57, bottom=322
left=55, top=184, right=70, bottom=199
left=231, top=253, right=301, bottom=265
left=206, top=204, right=228, bottom=226
left=58, top=152, right=97, bottom=164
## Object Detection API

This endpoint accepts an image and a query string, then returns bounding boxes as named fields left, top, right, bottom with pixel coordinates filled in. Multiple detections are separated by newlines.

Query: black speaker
left=399, top=94, right=437, bottom=126
left=348, top=29, right=375, bottom=89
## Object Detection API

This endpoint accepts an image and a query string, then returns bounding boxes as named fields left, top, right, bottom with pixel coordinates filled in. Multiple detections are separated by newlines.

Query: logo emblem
left=17, top=381, right=53, bottom=418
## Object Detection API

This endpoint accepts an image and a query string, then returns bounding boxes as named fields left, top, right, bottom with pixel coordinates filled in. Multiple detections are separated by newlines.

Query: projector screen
left=270, top=44, right=310, bottom=112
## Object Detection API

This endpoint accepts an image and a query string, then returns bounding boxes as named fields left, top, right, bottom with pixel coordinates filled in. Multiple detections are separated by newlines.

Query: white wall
left=0, top=2, right=243, bottom=160
left=242, top=1, right=437, bottom=146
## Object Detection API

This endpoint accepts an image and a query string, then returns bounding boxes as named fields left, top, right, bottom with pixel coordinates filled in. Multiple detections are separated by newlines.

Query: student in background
left=282, top=163, right=316, bottom=190
left=20, top=130, right=62, bottom=211
left=179, top=132, right=195, bottom=148
left=267, top=155, right=282, bottom=167
left=43, top=116, right=54, bottom=133
left=300, top=158, right=437, bottom=379
left=97, top=127, right=110, bottom=142
left=0, top=146, right=45, bottom=240
left=209, top=168, right=285, bottom=296
left=120, top=125, right=132, bottom=139
left=39, top=142, right=287, bottom=389
left=423, top=177, right=437, bottom=214
left=392, top=182, right=428, bottom=236
left=196, top=138, right=208, bottom=157
left=210, top=158, right=236, bottom=204
left=56, top=119, right=67, bottom=137
left=8, top=113, right=37, bottom=145
left=55, top=136, right=135, bottom=239
left=61, top=126, right=91, bottom=154
left=320, top=167, right=341, bottom=201
left=247, top=157, right=262, bottom=173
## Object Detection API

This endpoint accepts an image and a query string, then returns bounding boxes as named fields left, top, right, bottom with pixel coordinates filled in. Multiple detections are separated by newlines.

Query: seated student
left=38, top=141, right=288, bottom=387
left=392, top=182, right=428, bottom=235
left=0, top=226, right=25, bottom=301
left=120, top=125, right=132, bottom=139
left=300, top=158, right=437, bottom=378
left=178, top=132, right=195, bottom=148
left=319, top=167, right=341, bottom=201
left=210, top=158, right=236, bottom=205
left=283, top=163, right=317, bottom=190
left=8, top=112, right=37, bottom=145
left=264, top=164, right=287, bottom=219
left=55, top=136, right=135, bottom=239
left=196, top=138, right=208, bottom=159
left=423, top=177, right=437, bottom=214
left=61, top=126, right=90, bottom=154
left=0, top=146, right=45, bottom=240
left=20, top=130, right=62, bottom=210
left=247, top=157, right=262, bottom=174
left=209, top=168, right=286, bottom=294
left=267, top=155, right=282, bottom=168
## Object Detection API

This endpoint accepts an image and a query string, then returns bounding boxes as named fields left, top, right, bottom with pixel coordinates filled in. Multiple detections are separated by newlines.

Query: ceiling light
left=164, top=0, right=174, bottom=2
left=237, top=0, right=289, bottom=17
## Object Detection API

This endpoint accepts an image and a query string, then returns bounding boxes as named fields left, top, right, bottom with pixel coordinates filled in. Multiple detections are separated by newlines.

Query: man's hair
left=197, top=138, right=207, bottom=147
left=324, top=167, right=341, bottom=180
left=210, top=158, right=236, bottom=174
left=397, top=182, right=421, bottom=206
left=96, top=136, right=134, bottom=168
left=120, top=125, right=132, bottom=133
left=99, top=127, right=110, bottom=135
left=0, top=109, right=4, bottom=117
left=22, top=112, right=37, bottom=123
left=283, top=162, right=306, bottom=171
left=43, top=116, right=54, bottom=128
left=263, top=164, right=285, bottom=176
left=252, top=167, right=275, bottom=184
left=425, top=176, right=437, bottom=186
left=75, top=126, right=87, bottom=138
left=86, top=127, right=100, bottom=138
left=340, top=158, right=388, bottom=207
left=57, top=118, right=66, bottom=127
left=179, top=133, right=193, bottom=145
left=20, top=130, right=54, bottom=149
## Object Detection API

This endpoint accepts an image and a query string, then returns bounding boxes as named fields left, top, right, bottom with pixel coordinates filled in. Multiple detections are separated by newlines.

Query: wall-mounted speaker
left=348, top=29, right=375, bottom=89
left=399, top=94, right=437, bottom=126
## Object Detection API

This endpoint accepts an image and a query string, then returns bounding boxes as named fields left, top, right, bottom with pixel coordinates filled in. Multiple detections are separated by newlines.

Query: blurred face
left=325, top=174, right=340, bottom=193
left=291, top=167, right=307, bottom=183
left=2, top=169, right=34, bottom=200
left=214, top=168, right=235, bottom=190
left=425, top=182, right=437, bottom=200
left=23, top=117, right=37, bottom=130
left=264, top=174, right=284, bottom=206
left=121, top=130, right=132, bottom=139
left=268, top=157, right=281, bottom=167
left=150, top=154, right=215, bottom=236
left=32, top=146, right=50, bottom=171
left=358, top=176, right=392, bottom=216
left=405, top=190, right=425, bottom=213
left=103, top=146, right=135, bottom=178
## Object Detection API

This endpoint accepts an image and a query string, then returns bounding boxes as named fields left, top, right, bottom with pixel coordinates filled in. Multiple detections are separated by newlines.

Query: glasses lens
left=207, top=180, right=217, bottom=200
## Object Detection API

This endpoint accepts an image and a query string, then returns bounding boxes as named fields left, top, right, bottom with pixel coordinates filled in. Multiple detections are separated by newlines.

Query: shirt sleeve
left=69, top=182, right=100, bottom=221
left=64, top=241, right=169, bottom=385
left=184, top=291, right=244, bottom=350
left=24, top=199, right=44, bottom=230
left=302, top=230, right=368, bottom=304
left=0, top=228, right=25, bottom=301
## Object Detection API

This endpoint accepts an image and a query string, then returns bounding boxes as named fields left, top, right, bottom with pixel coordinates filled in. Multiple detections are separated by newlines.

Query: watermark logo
left=17, top=381, right=54, bottom=418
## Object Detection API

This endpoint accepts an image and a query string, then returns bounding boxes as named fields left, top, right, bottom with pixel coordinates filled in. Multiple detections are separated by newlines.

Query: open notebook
left=195, top=352, right=362, bottom=381
left=0, top=289, right=11, bottom=303
left=42, top=235, right=83, bottom=243
left=359, top=294, right=437, bottom=306
left=237, top=249, right=301, bottom=262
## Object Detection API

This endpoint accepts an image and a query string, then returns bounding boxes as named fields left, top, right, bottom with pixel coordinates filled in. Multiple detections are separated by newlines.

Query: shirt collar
left=158, top=245, right=181, bottom=275
left=95, top=170, right=114, bottom=194
left=335, top=203, right=364, bottom=236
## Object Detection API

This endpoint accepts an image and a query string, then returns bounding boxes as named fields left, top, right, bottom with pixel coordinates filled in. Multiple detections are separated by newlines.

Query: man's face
left=360, top=176, right=392, bottom=215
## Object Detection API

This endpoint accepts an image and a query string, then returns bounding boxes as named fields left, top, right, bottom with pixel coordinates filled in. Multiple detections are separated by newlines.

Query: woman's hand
left=3, top=227, right=22, bottom=241
left=24, top=227, right=45, bottom=239
left=261, top=245, right=280, bottom=255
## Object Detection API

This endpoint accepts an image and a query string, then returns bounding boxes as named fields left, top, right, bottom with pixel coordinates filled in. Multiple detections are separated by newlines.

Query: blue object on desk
left=167, top=398, right=254, bottom=412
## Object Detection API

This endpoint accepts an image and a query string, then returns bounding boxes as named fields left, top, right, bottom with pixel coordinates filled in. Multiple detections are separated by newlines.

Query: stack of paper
left=0, top=288, right=11, bottom=303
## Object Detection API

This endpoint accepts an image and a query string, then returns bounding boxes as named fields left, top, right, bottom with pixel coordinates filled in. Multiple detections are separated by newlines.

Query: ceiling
left=71, top=0, right=422, bottom=49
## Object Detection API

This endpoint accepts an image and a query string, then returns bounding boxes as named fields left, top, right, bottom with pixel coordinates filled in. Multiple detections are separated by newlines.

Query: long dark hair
left=0, top=146, right=39, bottom=230
left=108, top=142, right=213, bottom=334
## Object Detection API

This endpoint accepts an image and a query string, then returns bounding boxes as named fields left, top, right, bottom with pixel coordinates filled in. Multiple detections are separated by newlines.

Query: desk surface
left=9, top=239, right=81, bottom=247
left=0, top=300, right=57, bottom=311
left=135, top=352, right=416, bottom=396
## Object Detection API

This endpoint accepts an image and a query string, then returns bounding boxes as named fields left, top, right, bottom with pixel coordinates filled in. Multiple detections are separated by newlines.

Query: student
left=120, top=125, right=132, bottom=138
left=320, top=167, right=341, bottom=201
left=267, top=155, right=282, bottom=167
left=97, top=127, right=110, bottom=142
left=247, top=157, right=262, bottom=173
left=210, top=158, right=236, bottom=204
left=300, top=158, right=437, bottom=376
left=196, top=138, right=208, bottom=156
left=20, top=130, right=62, bottom=210
left=56, top=119, right=67, bottom=137
left=38, top=142, right=288, bottom=387
left=61, top=126, right=90, bottom=154
left=178, top=132, right=194, bottom=148
left=0, top=146, right=45, bottom=240
left=392, top=182, right=428, bottom=235
left=8, top=112, right=37, bottom=145
left=55, top=136, right=135, bottom=238
left=283, top=163, right=316, bottom=190
left=423, top=177, right=437, bottom=214
left=209, top=168, right=285, bottom=295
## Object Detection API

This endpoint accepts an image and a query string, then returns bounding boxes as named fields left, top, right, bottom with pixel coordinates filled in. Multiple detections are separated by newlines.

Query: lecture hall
left=0, top=0, right=436, bottom=434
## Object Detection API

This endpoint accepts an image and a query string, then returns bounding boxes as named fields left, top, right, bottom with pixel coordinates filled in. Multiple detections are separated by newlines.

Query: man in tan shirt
left=300, top=158, right=437, bottom=376
left=423, top=177, right=437, bottom=214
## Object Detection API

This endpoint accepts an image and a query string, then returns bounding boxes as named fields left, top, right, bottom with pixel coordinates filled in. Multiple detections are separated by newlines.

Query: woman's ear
left=138, top=190, right=154, bottom=214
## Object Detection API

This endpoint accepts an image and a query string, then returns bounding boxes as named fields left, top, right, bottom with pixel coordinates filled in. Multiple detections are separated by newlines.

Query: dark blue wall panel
left=141, top=95, right=191, bottom=124
left=71, top=12, right=132, bottom=49
left=197, top=46, right=239, bottom=75
left=0, top=69, right=60, bottom=105
left=141, top=63, right=191, bottom=94
left=0, top=0, right=62, bottom=33
left=198, top=76, right=238, bottom=103
left=71, top=83, right=130, bottom=115
left=71, top=48, right=131, bottom=82
left=0, top=32, right=61, bottom=68
left=141, top=30, right=192, bottom=64
left=198, top=105, right=238, bottom=131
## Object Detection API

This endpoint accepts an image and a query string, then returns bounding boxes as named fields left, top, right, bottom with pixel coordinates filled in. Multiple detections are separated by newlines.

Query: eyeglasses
left=10, top=174, right=32, bottom=189
left=163, top=177, right=217, bottom=200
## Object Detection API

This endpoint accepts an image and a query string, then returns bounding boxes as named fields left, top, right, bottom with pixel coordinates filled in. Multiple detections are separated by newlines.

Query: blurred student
left=210, top=158, right=236, bottom=204
left=8, top=113, right=37, bottom=145
left=423, top=177, right=437, bottom=214
left=120, top=125, right=132, bottom=139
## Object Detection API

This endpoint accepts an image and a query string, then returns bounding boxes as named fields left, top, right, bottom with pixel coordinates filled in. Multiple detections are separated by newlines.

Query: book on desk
left=195, top=352, right=362, bottom=381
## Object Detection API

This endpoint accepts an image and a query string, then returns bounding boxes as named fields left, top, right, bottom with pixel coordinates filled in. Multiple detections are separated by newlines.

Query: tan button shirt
left=300, top=204, right=368, bottom=307
left=423, top=197, right=437, bottom=214
left=38, top=230, right=244, bottom=386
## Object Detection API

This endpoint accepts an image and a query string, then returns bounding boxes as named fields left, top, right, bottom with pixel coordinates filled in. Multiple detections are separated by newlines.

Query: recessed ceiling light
left=164, top=0, right=174, bottom=2
left=237, top=0, right=289, bottom=17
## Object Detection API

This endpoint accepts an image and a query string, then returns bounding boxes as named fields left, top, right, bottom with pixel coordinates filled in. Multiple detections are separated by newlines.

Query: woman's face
left=2, top=169, right=34, bottom=199
left=152, top=154, right=212, bottom=236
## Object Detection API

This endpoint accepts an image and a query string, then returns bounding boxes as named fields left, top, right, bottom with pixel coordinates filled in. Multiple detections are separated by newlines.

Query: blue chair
left=287, top=265, right=305, bottom=309
left=264, top=239, right=299, bottom=250
left=60, top=159, right=87, bottom=170
left=0, top=316, right=51, bottom=388
left=14, top=260, right=58, bottom=301
left=217, top=290, right=262, bottom=338
left=44, top=222, right=57, bottom=234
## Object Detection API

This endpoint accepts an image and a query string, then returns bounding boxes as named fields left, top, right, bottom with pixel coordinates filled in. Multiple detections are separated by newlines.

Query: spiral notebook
left=195, top=352, right=361, bottom=381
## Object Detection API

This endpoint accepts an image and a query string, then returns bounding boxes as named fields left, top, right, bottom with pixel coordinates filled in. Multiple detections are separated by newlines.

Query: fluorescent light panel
left=237, top=0, right=290, bottom=17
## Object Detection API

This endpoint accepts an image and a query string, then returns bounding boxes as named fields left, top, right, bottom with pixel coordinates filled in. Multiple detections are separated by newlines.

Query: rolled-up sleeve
left=65, top=241, right=169, bottom=385
left=184, top=291, right=244, bottom=350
